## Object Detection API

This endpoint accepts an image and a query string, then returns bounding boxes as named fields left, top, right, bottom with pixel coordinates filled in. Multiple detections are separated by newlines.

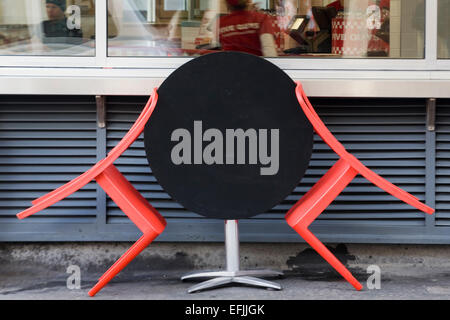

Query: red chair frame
left=17, top=88, right=166, bottom=297
left=286, top=82, right=434, bottom=290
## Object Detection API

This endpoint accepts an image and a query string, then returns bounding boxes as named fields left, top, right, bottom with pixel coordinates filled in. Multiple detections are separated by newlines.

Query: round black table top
left=144, top=51, right=313, bottom=220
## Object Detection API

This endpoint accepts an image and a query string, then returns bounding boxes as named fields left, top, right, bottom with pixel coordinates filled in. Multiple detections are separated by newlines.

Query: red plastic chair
left=16, top=88, right=167, bottom=297
left=286, top=82, right=435, bottom=291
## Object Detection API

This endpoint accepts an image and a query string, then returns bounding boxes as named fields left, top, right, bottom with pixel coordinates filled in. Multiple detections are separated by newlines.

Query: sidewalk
left=2, top=267, right=450, bottom=300
left=1, top=242, right=450, bottom=300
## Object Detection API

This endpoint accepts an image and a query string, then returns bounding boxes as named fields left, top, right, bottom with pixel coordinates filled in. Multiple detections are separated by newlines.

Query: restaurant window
left=438, top=0, right=450, bottom=59
left=0, top=0, right=95, bottom=56
left=107, top=0, right=426, bottom=58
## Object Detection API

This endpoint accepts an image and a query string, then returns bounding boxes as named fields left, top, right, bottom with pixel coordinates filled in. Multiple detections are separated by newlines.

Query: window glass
left=107, top=0, right=426, bottom=58
left=438, top=0, right=450, bottom=59
left=0, top=0, right=95, bottom=56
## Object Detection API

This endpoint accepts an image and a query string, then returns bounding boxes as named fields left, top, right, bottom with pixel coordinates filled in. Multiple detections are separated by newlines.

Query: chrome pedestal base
left=183, top=275, right=282, bottom=293
left=181, top=220, right=283, bottom=293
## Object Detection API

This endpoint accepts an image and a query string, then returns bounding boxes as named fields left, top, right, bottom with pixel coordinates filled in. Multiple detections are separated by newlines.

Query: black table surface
left=144, top=51, right=313, bottom=220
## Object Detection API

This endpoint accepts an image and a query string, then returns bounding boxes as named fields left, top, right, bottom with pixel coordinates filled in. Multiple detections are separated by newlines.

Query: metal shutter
left=0, top=95, right=447, bottom=243
left=436, top=99, right=450, bottom=226
left=103, top=97, right=429, bottom=242
left=0, top=95, right=98, bottom=240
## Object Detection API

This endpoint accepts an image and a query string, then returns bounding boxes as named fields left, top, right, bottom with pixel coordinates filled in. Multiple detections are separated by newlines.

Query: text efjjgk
left=170, top=121, right=279, bottom=176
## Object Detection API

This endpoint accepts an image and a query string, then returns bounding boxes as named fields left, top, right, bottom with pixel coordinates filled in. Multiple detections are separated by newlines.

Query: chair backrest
left=295, top=82, right=433, bottom=214
left=107, top=88, right=159, bottom=160
left=295, top=82, right=349, bottom=159
left=23, top=88, right=159, bottom=212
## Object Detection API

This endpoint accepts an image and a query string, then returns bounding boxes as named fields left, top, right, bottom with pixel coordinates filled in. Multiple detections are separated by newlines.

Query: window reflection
left=107, top=0, right=426, bottom=58
left=438, top=0, right=450, bottom=59
left=0, top=0, right=95, bottom=56
left=42, top=0, right=84, bottom=45
left=218, top=0, right=279, bottom=56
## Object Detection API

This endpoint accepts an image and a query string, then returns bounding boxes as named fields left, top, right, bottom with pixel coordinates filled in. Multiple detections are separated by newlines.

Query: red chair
left=16, top=88, right=166, bottom=297
left=286, top=82, right=435, bottom=291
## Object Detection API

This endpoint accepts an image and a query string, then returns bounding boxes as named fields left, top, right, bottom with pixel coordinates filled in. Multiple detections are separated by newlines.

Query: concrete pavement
left=1, top=242, right=450, bottom=300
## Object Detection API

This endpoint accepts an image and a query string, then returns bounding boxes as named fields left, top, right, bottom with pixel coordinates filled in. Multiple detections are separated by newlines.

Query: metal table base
left=181, top=220, right=283, bottom=293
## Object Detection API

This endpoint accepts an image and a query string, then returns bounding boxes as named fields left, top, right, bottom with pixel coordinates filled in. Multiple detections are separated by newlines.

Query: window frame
left=0, top=0, right=448, bottom=72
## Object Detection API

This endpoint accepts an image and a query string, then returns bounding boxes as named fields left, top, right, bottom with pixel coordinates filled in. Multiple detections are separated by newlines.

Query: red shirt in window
left=219, top=10, right=276, bottom=56
left=379, top=0, right=390, bottom=9
left=327, top=0, right=344, bottom=12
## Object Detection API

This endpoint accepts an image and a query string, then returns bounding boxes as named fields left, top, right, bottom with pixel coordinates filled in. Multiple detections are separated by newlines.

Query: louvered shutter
left=1, top=95, right=447, bottom=243
left=436, top=99, right=450, bottom=226
left=0, top=95, right=97, bottom=226
left=104, top=97, right=427, bottom=233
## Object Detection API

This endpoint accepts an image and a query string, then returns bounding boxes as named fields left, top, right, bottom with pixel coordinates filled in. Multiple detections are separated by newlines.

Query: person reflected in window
left=41, top=0, right=83, bottom=45
left=218, top=0, right=278, bottom=57
left=327, top=0, right=344, bottom=12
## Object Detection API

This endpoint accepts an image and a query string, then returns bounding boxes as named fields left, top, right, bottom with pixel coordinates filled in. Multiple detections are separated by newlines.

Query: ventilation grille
left=0, top=96, right=97, bottom=223
left=106, top=97, right=427, bottom=227
left=436, top=99, right=450, bottom=226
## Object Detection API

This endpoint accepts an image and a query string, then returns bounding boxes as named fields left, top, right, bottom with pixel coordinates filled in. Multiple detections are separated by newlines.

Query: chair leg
left=88, top=232, right=158, bottom=297
left=295, top=225, right=363, bottom=291
left=286, top=159, right=361, bottom=290
left=88, top=165, right=166, bottom=296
